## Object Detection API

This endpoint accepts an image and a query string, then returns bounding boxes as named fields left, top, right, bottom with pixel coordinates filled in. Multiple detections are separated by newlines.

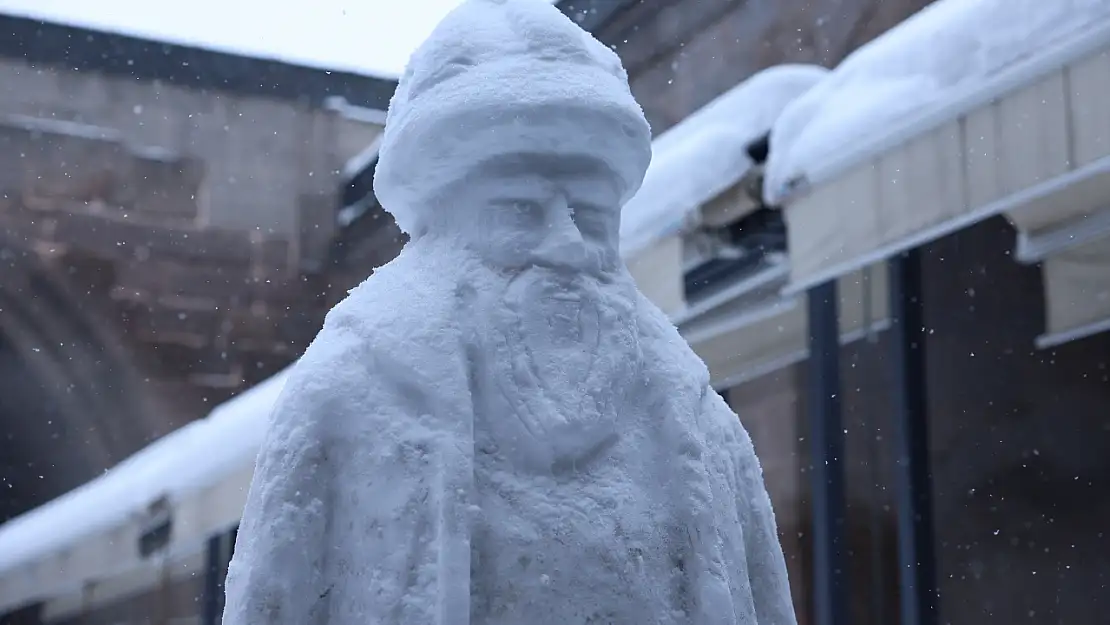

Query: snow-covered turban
left=373, top=0, right=653, bottom=236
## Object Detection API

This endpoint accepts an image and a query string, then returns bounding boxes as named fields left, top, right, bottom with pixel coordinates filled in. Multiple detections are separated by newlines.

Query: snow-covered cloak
left=222, top=238, right=796, bottom=625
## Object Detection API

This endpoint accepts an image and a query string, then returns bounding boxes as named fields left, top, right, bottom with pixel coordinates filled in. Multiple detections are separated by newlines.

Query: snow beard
left=473, top=265, right=644, bottom=475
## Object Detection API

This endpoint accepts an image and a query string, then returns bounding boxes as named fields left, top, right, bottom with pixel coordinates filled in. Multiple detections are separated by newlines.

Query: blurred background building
left=1, top=0, right=1109, bottom=624
left=0, top=9, right=400, bottom=522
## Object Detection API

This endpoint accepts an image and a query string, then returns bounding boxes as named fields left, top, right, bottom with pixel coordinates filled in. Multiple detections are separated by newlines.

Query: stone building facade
left=0, top=13, right=396, bottom=520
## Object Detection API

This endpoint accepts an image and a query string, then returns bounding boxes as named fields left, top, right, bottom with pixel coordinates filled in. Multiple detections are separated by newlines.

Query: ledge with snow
left=618, top=62, right=893, bottom=388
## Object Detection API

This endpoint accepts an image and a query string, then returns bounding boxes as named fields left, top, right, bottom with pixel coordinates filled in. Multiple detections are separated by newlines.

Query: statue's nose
left=549, top=208, right=584, bottom=244
left=535, top=205, right=587, bottom=264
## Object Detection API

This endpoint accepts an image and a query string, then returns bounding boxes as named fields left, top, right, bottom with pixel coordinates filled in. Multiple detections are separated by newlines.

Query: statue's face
left=433, top=153, right=624, bottom=275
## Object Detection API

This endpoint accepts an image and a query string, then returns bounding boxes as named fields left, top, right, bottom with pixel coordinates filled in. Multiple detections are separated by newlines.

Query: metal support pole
left=229, top=524, right=240, bottom=559
left=805, top=280, right=849, bottom=625
left=887, top=249, right=938, bottom=625
left=203, top=534, right=223, bottom=625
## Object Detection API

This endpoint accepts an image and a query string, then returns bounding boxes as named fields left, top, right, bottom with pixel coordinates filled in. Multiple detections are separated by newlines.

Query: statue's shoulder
left=263, top=245, right=479, bottom=434
left=324, top=241, right=476, bottom=349
left=276, top=243, right=478, bottom=414
left=631, top=289, right=711, bottom=390
left=627, top=287, right=756, bottom=446
left=310, top=242, right=483, bottom=375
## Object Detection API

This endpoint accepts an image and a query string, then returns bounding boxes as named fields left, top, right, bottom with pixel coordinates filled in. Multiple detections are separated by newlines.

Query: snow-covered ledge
left=620, top=64, right=827, bottom=259
left=619, top=65, right=827, bottom=322
left=614, top=63, right=899, bottom=391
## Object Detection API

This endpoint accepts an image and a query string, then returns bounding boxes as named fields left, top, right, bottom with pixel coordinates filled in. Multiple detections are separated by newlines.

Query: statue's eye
left=510, top=201, right=544, bottom=221
left=571, top=205, right=609, bottom=237
left=491, top=200, right=544, bottom=228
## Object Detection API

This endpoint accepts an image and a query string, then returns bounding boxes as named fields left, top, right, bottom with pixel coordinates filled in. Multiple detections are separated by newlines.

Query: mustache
left=508, top=267, right=638, bottom=315
left=521, top=256, right=621, bottom=280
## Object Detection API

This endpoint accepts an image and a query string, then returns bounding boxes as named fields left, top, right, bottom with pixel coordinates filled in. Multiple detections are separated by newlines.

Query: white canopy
left=1038, top=236, right=1110, bottom=348
left=766, top=0, right=1110, bottom=207
left=678, top=262, right=890, bottom=389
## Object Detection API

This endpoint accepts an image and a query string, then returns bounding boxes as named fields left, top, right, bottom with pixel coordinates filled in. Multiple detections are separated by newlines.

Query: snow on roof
left=0, top=0, right=554, bottom=80
left=619, top=64, right=829, bottom=257
left=0, top=371, right=290, bottom=573
left=764, top=0, right=1110, bottom=205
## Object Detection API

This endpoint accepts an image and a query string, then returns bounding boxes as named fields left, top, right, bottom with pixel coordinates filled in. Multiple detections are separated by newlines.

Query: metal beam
left=805, top=280, right=849, bottom=625
left=201, top=526, right=238, bottom=625
left=202, top=534, right=223, bottom=625
left=887, top=250, right=938, bottom=625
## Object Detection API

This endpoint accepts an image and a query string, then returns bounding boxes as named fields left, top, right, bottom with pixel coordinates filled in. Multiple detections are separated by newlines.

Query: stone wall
left=0, top=54, right=384, bottom=399
left=0, top=53, right=385, bottom=515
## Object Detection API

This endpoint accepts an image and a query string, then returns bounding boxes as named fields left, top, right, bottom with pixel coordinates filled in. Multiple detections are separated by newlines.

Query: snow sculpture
left=222, top=1, right=797, bottom=624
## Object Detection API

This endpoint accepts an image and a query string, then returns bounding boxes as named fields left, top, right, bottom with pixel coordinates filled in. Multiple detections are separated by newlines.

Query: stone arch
left=0, top=239, right=171, bottom=521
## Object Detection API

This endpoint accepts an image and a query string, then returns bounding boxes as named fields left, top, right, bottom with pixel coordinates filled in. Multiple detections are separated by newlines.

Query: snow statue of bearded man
left=222, top=1, right=796, bottom=624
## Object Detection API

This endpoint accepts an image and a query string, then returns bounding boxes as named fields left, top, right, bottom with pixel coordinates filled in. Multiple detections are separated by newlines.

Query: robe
left=222, top=237, right=796, bottom=625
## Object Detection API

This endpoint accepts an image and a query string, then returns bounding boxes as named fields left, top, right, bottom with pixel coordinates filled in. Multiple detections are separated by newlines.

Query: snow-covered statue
left=222, top=0, right=796, bottom=624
